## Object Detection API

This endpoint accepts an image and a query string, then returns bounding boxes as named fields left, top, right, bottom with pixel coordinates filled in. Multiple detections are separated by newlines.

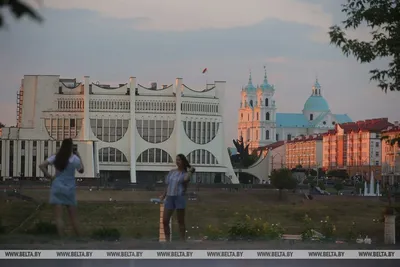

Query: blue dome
left=260, top=79, right=274, bottom=91
left=303, top=95, right=330, bottom=111
left=244, top=72, right=256, bottom=92
left=245, top=83, right=256, bottom=92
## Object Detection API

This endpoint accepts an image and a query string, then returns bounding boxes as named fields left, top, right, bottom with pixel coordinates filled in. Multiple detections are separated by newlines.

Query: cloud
left=30, top=0, right=333, bottom=32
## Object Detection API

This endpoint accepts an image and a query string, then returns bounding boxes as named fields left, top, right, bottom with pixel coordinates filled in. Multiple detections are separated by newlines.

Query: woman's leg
left=54, top=205, right=64, bottom=236
left=66, top=205, right=80, bottom=237
left=176, top=209, right=186, bottom=241
left=162, top=208, right=174, bottom=241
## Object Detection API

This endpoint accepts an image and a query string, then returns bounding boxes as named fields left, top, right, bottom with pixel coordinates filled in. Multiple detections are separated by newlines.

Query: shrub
left=301, top=214, right=314, bottom=241
left=203, top=225, right=224, bottom=240
left=227, top=214, right=284, bottom=240
left=320, top=216, right=336, bottom=239
left=91, top=227, right=121, bottom=241
left=346, top=222, right=359, bottom=241
left=26, top=221, right=58, bottom=236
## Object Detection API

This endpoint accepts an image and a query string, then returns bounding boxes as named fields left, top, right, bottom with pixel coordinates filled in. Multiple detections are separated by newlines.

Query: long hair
left=176, top=153, right=191, bottom=172
left=53, top=138, right=73, bottom=171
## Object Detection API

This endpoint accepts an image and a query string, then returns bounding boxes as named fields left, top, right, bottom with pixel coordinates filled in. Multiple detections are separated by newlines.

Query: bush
left=301, top=214, right=314, bottom=241
left=320, top=216, right=336, bottom=239
left=227, top=214, right=284, bottom=240
left=203, top=225, right=224, bottom=240
left=91, top=227, right=121, bottom=241
left=26, top=221, right=58, bottom=236
left=346, top=222, right=359, bottom=241
left=317, top=181, right=326, bottom=190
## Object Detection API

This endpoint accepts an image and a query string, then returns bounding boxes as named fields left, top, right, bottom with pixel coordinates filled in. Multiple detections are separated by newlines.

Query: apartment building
left=381, top=124, right=400, bottom=185
left=322, top=118, right=393, bottom=179
left=285, top=134, right=323, bottom=169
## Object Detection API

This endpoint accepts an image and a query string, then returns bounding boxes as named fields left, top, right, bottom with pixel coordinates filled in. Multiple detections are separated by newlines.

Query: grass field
left=0, top=188, right=387, bottom=241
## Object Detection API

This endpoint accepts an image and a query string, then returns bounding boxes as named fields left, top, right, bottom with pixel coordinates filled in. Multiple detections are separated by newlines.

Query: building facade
left=285, top=134, right=323, bottom=169
left=0, top=75, right=239, bottom=184
left=322, top=118, right=393, bottom=179
left=381, top=124, right=400, bottom=185
left=237, top=69, right=352, bottom=151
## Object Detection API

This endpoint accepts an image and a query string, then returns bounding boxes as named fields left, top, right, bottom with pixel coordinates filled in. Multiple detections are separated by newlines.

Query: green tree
left=329, top=0, right=400, bottom=92
left=0, top=122, right=4, bottom=128
left=334, top=180, right=344, bottom=195
left=270, top=168, right=298, bottom=200
left=0, top=0, right=42, bottom=28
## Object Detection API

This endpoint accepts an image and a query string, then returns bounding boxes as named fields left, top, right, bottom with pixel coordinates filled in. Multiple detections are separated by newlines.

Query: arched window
left=265, top=130, right=270, bottom=140
left=266, top=112, right=270, bottom=121
left=241, top=113, right=243, bottom=120
left=287, top=134, right=292, bottom=141
left=247, top=114, right=249, bottom=121
left=246, top=128, right=250, bottom=141
left=256, top=112, right=259, bottom=120
left=249, top=100, right=253, bottom=107
left=310, top=114, right=313, bottom=121
left=265, top=98, right=269, bottom=106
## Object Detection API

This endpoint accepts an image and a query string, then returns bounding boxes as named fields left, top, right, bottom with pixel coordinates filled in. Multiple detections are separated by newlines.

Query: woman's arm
left=39, top=155, right=55, bottom=179
left=183, top=167, right=195, bottom=182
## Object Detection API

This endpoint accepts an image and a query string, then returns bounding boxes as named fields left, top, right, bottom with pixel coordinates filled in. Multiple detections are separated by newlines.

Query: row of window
left=183, top=121, right=219, bottom=145
left=136, top=120, right=175, bottom=144
left=135, top=148, right=219, bottom=165
left=98, top=147, right=128, bottom=163
left=136, top=101, right=176, bottom=113
left=45, top=118, right=83, bottom=140
left=240, top=112, right=271, bottom=121
left=137, top=148, right=173, bottom=163
left=246, top=98, right=271, bottom=108
left=181, top=102, right=219, bottom=114
left=0, top=140, right=61, bottom=177
left=57, top=98, right=84, bottom=111
left=89, top=99, right=130, bottom=111
left=91, top=119, right=130, bottom=143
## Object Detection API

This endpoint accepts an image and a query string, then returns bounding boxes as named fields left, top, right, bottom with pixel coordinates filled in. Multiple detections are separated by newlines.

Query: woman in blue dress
left=160, top=154, right=195, bottom=241
left=39, top=138, right=84, bottom=236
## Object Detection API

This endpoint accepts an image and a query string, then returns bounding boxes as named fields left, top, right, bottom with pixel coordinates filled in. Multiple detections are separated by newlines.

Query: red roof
left=258, top=141, right=285, bottom=150
left=325, top=118, right=393, bottom=135
left=382, top=125, right=400, bottom=134
left=342, top=118, right=392, bottom=133
left=287, top=134, right=323, bottom=143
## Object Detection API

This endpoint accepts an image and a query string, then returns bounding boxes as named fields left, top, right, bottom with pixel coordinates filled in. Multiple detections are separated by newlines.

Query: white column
left=129, top=77, right=137, bottom=183
left=215, top=81, right=226, bottom=165
left=83, top=76, right=90, bottom=140
left=175, top=78, right=183, bottom=155
left=1, top=140, right=6, bottom=177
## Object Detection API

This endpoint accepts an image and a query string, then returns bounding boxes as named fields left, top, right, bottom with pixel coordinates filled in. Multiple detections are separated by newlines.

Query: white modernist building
left=0, top=75, right=239, bottom=184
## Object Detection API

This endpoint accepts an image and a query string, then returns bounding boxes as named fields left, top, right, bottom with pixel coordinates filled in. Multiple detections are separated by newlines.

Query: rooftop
left=287, top=134, right=324, bottom=143
left=324, top=118, right=393, bottom=135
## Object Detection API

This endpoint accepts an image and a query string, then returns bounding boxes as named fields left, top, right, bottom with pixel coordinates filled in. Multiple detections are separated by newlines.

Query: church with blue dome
left=237, top=68, right=352, bottom=151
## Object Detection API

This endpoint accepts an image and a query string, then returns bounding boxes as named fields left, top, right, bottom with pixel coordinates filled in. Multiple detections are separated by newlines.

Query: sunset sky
left=0, top=0, right=398, bottom=146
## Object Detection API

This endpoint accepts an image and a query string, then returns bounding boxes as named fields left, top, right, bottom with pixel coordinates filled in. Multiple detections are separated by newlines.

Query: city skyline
left=0, top=0, right=399, bottom=147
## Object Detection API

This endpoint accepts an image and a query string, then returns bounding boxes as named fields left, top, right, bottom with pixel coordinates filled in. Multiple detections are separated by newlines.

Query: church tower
left=237, top=67, right=277, bottom=152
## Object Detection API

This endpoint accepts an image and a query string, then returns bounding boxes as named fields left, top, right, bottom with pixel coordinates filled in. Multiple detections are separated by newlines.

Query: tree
left=0, top=0, right=42, bottom=28
left=334, top=180, right=344, bottom=195
left=270, top=168, right=298, bottom=200
left=230, top=136, right=258, bottom=168
left=329, top=0, right=400, bottom=92
left=0, top=122, right=4, bottom=128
